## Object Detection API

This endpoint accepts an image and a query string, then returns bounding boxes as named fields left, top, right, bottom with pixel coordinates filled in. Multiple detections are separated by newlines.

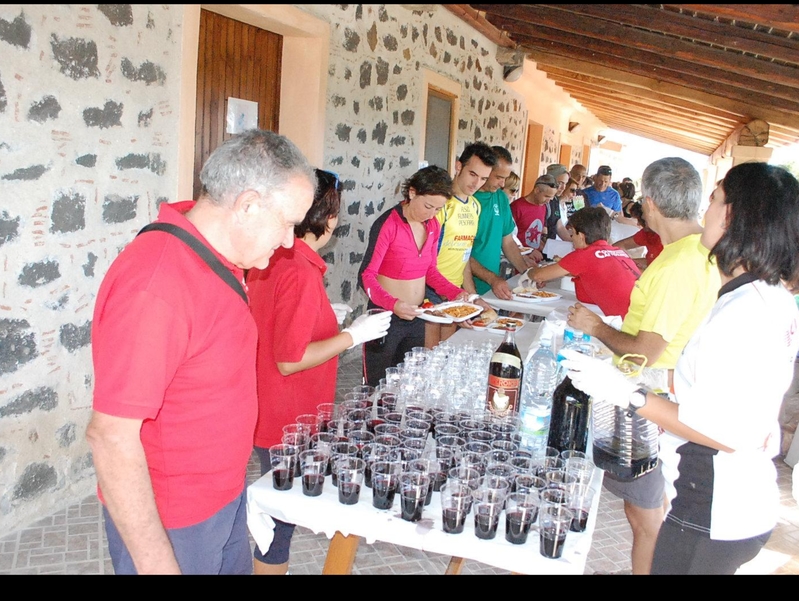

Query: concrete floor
left=2, top=352, right=797, bottom=575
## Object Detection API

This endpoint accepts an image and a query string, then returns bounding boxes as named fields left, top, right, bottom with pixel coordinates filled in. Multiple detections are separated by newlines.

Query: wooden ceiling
left=446, top=4, right=799, bottom=156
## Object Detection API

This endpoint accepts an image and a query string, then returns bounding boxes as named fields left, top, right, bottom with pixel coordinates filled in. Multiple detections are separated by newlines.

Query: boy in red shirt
left=523, top=206, right=640, bottom=317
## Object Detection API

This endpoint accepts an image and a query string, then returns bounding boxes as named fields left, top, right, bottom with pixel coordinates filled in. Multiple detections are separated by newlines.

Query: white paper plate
left=417, top=302, right=483, bottom=324
left=511, top=287, right=562, bottom=303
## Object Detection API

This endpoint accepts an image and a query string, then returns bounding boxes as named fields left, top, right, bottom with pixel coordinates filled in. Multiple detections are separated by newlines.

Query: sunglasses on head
left=320, top=169, right=341, bottom=191
left=538, top=181, right=558, bottom=189
left=597, top=167, right=612, bottom=176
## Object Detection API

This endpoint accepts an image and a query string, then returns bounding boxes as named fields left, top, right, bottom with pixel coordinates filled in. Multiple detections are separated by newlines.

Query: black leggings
left=363, top=306, right=424, bottom=386
left=651, top=519, right=771, bottom=575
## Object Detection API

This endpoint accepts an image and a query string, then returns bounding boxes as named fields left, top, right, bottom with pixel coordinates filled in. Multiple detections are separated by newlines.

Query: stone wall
left=300, top=5, right=528, bottom=312
left=0, top=3, right=532, bottom=534
left=0, top=4, right=183, bottom=533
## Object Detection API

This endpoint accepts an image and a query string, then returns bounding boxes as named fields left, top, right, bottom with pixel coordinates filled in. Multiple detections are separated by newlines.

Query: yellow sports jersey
left=621, top=233, right=721, bottom=369
left=435, top=195, right=481, bottom=286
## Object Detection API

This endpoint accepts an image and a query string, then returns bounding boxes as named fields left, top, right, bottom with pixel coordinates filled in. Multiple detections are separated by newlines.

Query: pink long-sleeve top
left=358, top=203, right=464, bottom=311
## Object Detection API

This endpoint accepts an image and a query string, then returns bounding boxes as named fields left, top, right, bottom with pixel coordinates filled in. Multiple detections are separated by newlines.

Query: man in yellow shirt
left=425, top=142, right=495, bottom=346
left=568, top=157, right=721, bottom=574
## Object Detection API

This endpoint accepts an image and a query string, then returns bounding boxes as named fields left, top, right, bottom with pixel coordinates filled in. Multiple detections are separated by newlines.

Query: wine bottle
left=485, top=325, right=523, bottom=416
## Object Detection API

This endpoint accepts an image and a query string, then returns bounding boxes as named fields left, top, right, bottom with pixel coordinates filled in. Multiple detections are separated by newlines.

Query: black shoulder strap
left=137, top=222, right=249, bottom=305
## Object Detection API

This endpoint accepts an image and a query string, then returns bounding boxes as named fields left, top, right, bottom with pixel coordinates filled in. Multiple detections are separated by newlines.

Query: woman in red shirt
left=247, top=170, right=390, bottom=574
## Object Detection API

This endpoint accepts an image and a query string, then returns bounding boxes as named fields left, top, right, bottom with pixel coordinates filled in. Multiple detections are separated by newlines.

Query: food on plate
left=490, top=317, right=525, bottom=331
left=471, top=308, right=498, bottom=328
left=441, top=304, right=481, bottom=319
left=514, top=287, right=559, bottom=299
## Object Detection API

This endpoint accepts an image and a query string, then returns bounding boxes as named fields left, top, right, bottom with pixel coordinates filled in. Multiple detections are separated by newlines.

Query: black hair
left=458, top=141, right=498, bottom=168
left=567, top=206, right=610, bottom=244
left=710, top=162, right=799, bottom=287
left=401, top=165, right=453, bottom=199
left=619, top=181, right=636, bottom=200
left=491, top=145, right=513, bottom=165
left=295, top=169, right=341, bottom=239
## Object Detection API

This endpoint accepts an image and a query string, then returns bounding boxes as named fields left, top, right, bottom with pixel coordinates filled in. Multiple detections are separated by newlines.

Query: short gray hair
left=641, top=157, right=702, bottom=220
left=199, top=129, right=316, bottom=207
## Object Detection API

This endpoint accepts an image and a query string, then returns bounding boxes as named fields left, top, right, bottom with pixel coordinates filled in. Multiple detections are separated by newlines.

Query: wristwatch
left=626, top=387, right=648, bottom=416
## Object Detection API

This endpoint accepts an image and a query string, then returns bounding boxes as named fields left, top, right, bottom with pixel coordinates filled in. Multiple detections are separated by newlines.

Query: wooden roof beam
left=671, top=4, right=799, bottom=35
left=538, top=4, right=799, bottom=60
left=554, top=81, right=742, bottom=129
left=539, top=66, right=747, bottom=121
left=522, top=46, right=799, bottom=128
left=489, top=13, right=799, bottom=96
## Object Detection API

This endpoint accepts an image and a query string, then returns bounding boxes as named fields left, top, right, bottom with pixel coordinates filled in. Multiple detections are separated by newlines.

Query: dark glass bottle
left=485, top=325, right=523, bottom=416
left=546, top=375, right=591, bottom=454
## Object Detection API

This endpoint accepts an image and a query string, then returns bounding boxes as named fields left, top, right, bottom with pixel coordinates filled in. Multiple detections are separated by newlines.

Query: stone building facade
left=0, top=5, right=183, bottom=532
left=0, top=3, right=582, bottom=534
left=303, top=4, right=528, bottom=310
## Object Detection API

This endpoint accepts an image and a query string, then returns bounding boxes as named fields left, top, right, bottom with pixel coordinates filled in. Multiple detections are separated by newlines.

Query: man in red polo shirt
left=86, top=130, right=315, bottom=575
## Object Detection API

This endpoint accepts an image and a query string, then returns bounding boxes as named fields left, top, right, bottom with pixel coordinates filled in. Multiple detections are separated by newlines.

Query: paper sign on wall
left=226, top=97, right=259, bottom=134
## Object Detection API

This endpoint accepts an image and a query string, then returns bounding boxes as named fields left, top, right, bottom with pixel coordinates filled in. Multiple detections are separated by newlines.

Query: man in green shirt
left=469, top=146, right=535, bottom=299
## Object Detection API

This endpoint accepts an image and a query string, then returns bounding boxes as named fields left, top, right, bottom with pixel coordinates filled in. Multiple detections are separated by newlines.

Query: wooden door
left=193, top=9, right=283, bottom=198
left=522, top=121, right=543, bottom=196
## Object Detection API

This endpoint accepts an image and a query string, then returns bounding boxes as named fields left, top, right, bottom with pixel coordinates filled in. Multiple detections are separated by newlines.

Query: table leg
left=445, top=556, right=465, bottom=575
left=322, top=532, right=361, bottom=574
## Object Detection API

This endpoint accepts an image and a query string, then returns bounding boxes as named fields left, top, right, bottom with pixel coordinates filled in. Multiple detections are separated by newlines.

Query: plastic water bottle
left=518, top=336, right=559, bottom=453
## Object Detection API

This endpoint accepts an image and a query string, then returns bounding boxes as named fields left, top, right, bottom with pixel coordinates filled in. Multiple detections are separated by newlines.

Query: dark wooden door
left=193, top=9, right=283, bottom=198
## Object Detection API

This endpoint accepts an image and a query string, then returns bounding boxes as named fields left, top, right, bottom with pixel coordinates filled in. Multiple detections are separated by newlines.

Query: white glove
left=518, top=270, right=533, bottom=290
left=330, top=303, right=353, bottom=325
left=558, top=348, right=637, bottom=406
left=343, top=310, right=392, bottom=348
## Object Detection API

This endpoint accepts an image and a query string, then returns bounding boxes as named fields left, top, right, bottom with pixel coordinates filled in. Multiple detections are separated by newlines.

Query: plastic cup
left=472, top=488, right=503, bottom=540
left=365, top=309, right=387, bottom=347
left=440, top=480, right=472, bottom=534
left=447, top=466, right=481, bottom=492
left=539, top=505, right=574, bottom=559
left=399, top=472, right=430, bottom=522
left=336, top=457, right=365, bottom=505
left=295, top=413, right=322, bottom=437
left=329, top=441, right=358, bottom=487
left=408, top=457, right=445, bottom=504
left=299, top=450, right=328, bottom=497
left=371, top=460, right=402, bottom=510
left=567, top=482, right=596, bottom=533
left=268, top=444, right=298, bottom=491
left=504, top=491, right=540, bottom=544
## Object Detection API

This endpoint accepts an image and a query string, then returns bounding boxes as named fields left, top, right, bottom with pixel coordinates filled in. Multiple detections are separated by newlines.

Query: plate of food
left=418, top=301, right=484, bottom=323
left=471, top=307, right=499, bottom=330
left=486, top=317, right=526, bottom=334
left=511, top=287, right=562, bottom=303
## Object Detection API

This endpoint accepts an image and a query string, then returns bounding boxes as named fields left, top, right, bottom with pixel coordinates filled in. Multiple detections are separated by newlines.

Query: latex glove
left=558, top=348, right=637, bottom=406
left=517, top=269, right=533, bottom=290
left=343, top=310, right=392, bottom=348
left=330, top=303, right=353, bottom=325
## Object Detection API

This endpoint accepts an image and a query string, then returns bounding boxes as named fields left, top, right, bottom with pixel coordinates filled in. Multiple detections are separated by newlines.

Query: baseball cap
left=546, top=163, right=569, bottom=178
left=535, top=174, right=558, bottom=189
left=597, top=165, right=612, bottom=176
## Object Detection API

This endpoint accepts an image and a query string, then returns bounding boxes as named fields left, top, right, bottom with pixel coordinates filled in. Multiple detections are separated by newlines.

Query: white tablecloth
left=247, top=445, right=604, bottom=575
left=246, top=323, right=606, bottom=575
